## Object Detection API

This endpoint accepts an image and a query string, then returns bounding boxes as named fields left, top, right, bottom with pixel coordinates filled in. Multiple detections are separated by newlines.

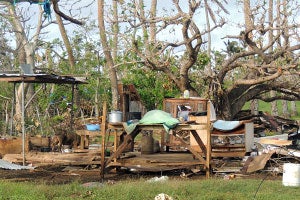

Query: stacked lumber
left=2, top=151, right=101, bottom=167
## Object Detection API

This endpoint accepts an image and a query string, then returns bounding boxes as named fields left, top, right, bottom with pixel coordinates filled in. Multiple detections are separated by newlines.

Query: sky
left=14, top=0, right=243, bottom=52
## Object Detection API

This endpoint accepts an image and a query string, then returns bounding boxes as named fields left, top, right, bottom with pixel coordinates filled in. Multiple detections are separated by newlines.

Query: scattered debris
left=154, top=193, right=174, bottom=200
left=147, top=176, right=169, bottom=183
left=82, top=182, right=104, bottom=188
left=241, top=152, right=274, bottom=174
left=0, top=159, right=34, bottom=170
left=223, top=174, right=236, bottom=180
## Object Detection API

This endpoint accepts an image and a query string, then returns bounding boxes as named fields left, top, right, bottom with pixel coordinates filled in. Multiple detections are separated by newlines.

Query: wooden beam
left=173, top=132, right=207, bottom=167
left=190, top=130, right=207, bottom=155
left=100, top=101, right=107, bottom=180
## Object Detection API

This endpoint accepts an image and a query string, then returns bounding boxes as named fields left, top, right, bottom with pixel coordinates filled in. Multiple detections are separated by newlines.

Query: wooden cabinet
left=211, top=122, right=254, bottom=157
left=163, top=98, right=208, bottom=119
left=163, top=98, right=210, bottom=151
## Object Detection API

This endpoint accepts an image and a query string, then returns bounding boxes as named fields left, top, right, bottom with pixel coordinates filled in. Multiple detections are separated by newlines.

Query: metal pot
left=108, top=111, right=123, bottom=123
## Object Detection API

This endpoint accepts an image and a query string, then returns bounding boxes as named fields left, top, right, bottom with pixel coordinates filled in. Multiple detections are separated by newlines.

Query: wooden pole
left=10, top=83, right=16, bottom=136
left=21, top=81, right=25, bottom=166
left=206, top=100, right=211, bottom=178
left=70, top=83, right=75, bottom=131
left=100, top=101, right=107, bottom=181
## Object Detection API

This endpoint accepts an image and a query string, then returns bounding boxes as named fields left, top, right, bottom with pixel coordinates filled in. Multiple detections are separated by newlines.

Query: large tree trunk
left=55, top=12, right=76, bottom=72
left=149, top=0, right=157, bottom=43
left=244, top=0, right=260, bottom=118
left=268, top=0, right=278, bottom=116
left=98, top=0, right=119, bottom=110
left=8, top=4, right=42, bottom=133
left=291, top=101, right=297, bottom=116
left=204, top=0, right=213, bottom=90
left=282, top=100, right=289, bottom=118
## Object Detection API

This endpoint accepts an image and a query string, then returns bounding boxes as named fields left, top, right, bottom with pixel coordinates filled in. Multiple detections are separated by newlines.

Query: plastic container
left=282, top=163, right=300, bottom=186
left=183, top=90, right=189, bottom=98
left=141, top=134, right=154, bottom=154
left=85, top=124, right=100, bottom=131
left=108, top=111, right=123, bottom=123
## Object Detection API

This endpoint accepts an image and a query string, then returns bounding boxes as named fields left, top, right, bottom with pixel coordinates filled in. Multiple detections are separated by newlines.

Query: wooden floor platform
left=1, top=150, right=204, bottom=173
left=108, top=151, right=203, bottom=172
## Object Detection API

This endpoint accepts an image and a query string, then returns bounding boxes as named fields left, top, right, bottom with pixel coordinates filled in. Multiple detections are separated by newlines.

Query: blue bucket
left=86, top=124, right=100, bottom=131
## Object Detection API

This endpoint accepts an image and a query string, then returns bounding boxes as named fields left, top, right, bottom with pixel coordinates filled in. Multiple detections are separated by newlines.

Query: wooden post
left=206, top=101, right=211, bottom=178
left=21, top=81, right=25, bottom=166
left=113, top=129, right=118, bottom=162
left=100, top=101, right=107, bottom=181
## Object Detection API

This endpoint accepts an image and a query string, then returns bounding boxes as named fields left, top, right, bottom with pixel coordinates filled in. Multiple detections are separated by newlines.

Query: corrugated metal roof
left=0, top=159, right=34, bottom=170
left=0, top=73, right=87, bottom=84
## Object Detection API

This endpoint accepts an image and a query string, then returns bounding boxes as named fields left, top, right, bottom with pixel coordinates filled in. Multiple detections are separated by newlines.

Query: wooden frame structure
left=102, top=99, right=212, bottom=177
left=0, top=72, right=87, bottom=165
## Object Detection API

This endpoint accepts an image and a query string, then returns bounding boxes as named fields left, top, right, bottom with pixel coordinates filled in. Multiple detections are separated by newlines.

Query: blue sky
left=17, top=1, right=242, bottom=52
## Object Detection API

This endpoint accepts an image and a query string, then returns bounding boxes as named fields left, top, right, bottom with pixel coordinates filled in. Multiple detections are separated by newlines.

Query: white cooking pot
left=108, top=111, right=123, bottom=122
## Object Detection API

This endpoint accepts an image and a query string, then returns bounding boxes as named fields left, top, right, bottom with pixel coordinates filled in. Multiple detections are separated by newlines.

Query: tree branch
left=52, top=0, right=83, bottom=25
left=233, top=67, right=282, bottom=86
left=3, top=0, right=84, bottom=25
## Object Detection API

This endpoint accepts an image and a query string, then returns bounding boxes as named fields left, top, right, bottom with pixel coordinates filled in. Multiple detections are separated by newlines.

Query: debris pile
left=212, top=110, right=300, bottom=177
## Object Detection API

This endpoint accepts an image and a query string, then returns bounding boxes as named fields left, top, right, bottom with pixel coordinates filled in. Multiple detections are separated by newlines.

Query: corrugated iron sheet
left=0, top=159, right=34, bottom=170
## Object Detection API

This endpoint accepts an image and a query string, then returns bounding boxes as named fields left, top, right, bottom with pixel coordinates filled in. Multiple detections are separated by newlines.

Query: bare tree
left=55, top=12, right=76, bottom=71
left=213, top=0, right=300, bottom=119
left=0, top=0, right=87, bottom=133
left=2, top=0, right=83, bottom=25
left=117, top=0, right=299, bottom=119
left=127, top=1, right=227, bottom=97
left=268, top=0, right=278, bottom=116
left=2, top=3, right=45, bottom=132
left=98, top=0, right=119, bottom=110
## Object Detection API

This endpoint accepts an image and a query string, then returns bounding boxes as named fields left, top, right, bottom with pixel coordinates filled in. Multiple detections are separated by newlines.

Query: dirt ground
left=0, top=164, right=281, bottom=185
left=0, top=166, right=132, bottom=184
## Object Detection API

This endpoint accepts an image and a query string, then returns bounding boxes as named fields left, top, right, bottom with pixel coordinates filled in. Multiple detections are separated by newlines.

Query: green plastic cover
left=123, top=110, right=179, bottom=134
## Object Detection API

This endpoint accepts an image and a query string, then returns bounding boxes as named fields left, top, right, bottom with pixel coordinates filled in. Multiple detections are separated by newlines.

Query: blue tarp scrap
left=213, top=120, right=242, bottom=131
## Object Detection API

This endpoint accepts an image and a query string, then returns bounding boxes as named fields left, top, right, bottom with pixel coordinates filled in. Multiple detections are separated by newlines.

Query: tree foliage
left=0, top=0, right=299, bottom=137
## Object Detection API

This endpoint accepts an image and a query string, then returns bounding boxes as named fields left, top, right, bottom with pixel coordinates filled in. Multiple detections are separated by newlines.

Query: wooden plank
left=259, top=139, right=292, bottom=146
left=76, top=130, right=100, bottom=137
left=100, top=101, right=107, bottom=179
left=241, top=152, right=274, bottom=173
left=2, top=152, right=100, bottom=166
left=190, top=130, right=207, bottom=155
left=104, top=128, right=140, bottom=170
left=211, top=151, right=246, bottom=157
left=106, top=120, right=212, bottom=176
left=173, top=133, right=207, bottom=167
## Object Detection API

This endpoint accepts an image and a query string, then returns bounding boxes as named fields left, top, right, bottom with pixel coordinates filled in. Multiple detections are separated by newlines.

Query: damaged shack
left=1, top=75, right=299, bottom=182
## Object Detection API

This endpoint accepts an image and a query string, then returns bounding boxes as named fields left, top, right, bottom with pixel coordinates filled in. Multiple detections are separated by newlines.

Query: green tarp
left=123, top=110, right=180, bottom=134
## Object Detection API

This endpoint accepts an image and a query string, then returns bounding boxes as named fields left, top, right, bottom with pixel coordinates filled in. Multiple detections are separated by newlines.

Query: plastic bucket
left=282, top=163, right=300, bottom=186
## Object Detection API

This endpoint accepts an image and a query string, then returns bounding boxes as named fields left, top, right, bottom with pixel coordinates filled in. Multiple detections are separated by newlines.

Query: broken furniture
left=76, top=130, right=100, bottom=150
left=104, top=98, right=212, bottom=177
left=0, top=70, right=87, bottom=165
left=75, top=119, right=102, bottom=150
left=163, top=97, right=210, bottom=151
left=117, top=83, right=145, bottom=122
left=105, top=123, right=211, bottom=177
left=211, top=120, right=254, bottom=157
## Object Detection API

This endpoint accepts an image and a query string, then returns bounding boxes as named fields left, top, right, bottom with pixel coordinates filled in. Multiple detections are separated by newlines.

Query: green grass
left=1, top=178, right=300, bottom=200
left=243, top=100, right=300, bottom=120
